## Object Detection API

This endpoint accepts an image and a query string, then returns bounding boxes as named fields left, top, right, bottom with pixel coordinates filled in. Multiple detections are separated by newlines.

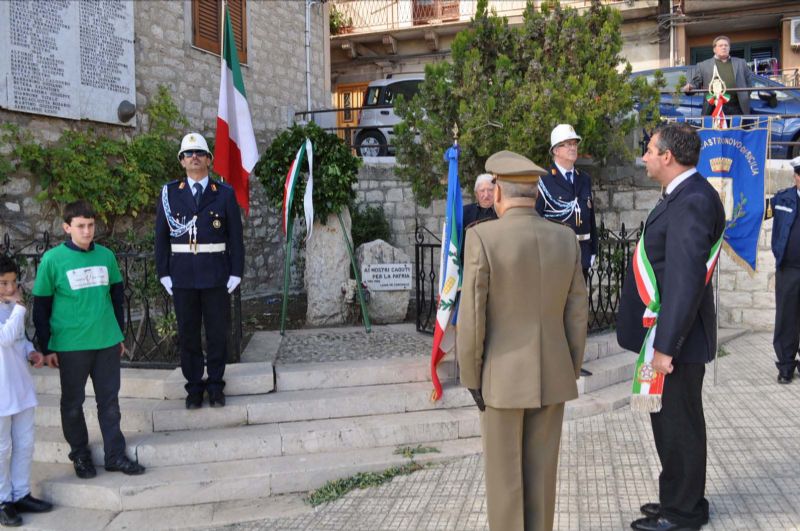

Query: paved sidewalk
left=216, top=332, right=800, bottom=531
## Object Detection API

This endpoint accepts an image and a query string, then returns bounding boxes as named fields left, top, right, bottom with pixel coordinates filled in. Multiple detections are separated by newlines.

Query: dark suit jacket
left=535, top=165, right=597, bottom=270
left=616, top=173, right=725, bottom=363
left=155, top=178, right=245, bottom=290
left=689, top=56, right=755, bottom=115
left=462, top=203, right=497, bottom=229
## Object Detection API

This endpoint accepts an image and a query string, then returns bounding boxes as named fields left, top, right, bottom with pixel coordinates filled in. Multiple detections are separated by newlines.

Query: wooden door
left=335, top=82, right=368, bottom=150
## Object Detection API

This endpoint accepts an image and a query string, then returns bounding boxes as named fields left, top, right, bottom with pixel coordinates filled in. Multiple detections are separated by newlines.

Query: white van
left=355, top=74, right=424, bottom=157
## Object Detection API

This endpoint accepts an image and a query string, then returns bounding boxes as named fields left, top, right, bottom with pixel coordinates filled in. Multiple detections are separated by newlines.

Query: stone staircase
left=19, top=328, right=701, bottom=530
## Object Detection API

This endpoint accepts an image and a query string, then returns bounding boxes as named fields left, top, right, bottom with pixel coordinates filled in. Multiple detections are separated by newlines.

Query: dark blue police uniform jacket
left=770, top=187, right=799, bottom=268
left=535, top=165, right=598, bottom=270
left=155, top=178, right=245, bottom=290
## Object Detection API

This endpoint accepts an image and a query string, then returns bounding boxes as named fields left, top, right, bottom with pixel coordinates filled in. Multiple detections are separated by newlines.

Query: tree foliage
left=394, top=0, right=662, bottom=206
left=0, top=86, right=188, bottom=230
left=255, top=122, right=360, bottom=224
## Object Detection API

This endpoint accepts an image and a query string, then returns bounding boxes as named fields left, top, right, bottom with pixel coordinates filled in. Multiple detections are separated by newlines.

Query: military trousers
left=481, top=402, right=565, bottom=531
left=173, top=287, right=230, bottom=396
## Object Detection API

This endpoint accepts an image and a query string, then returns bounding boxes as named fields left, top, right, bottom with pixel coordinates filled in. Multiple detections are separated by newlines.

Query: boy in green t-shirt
left=32, top=201, right=145, bottom=479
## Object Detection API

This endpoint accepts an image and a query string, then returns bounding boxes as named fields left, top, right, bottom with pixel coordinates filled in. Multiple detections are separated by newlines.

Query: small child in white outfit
left=0, top=256, right=52, bottom=527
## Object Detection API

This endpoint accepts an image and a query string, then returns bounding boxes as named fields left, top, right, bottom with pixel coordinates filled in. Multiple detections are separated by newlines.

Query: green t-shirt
left=32, top=242, right=124, bottom=352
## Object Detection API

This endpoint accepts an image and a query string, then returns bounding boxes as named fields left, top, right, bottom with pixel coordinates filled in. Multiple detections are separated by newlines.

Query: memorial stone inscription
left=0, top=0, right=136, bottom=126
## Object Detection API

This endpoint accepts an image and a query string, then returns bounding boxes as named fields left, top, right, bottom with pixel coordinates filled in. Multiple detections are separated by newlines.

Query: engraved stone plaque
left=0, top=0, right=136, bottom=126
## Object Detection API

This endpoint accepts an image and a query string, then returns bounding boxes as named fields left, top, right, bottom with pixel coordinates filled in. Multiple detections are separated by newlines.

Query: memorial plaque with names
left=0, top=0, right=136, bottom=126
left=361, top=263, right=413, bottom=291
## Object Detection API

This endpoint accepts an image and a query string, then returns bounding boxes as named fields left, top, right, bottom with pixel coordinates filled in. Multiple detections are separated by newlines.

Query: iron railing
left=1, top=232, right=242, bottom=368
left=413, top=220, right=641, bottom=334
left=330, top=0, right=642, bottom=35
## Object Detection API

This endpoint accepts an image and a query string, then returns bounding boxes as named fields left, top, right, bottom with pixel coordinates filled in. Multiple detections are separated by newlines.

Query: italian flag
left=430, top=145, right=463, bottom=401
left=213, top=5, right=258, bottom=215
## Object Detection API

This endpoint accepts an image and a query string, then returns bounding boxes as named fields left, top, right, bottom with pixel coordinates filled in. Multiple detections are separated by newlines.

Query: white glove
left=226, top=276, right=241, bottom=294
left=590, top=255, right=596, bottom=267
left=160, top=276, right=173, bottom=296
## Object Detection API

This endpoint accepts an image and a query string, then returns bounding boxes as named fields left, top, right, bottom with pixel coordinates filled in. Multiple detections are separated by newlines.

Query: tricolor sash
left=630, top=227, right=723, bottom=412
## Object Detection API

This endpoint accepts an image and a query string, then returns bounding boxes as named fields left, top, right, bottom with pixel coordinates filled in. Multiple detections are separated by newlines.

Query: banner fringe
left=721, top=241, right=755, bottom=276
left=630, top=394, right=662, bottom=413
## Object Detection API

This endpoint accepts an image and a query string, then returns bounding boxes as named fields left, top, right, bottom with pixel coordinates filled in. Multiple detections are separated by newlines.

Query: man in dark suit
left=155, top=133, right=245, bottom=410
left=535, top=124, right=597, bottom=280
left=616, top=123, right=725, bottom=531
left=682, top=35, right=755, bottom=116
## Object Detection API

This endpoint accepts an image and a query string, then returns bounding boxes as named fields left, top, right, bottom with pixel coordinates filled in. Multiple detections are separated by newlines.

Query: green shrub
left=351, top=204, right=392, bottom=248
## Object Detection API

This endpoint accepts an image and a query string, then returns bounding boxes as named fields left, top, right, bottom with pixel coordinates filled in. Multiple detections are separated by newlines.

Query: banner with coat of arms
left=697, top=118, right=768, bottom=271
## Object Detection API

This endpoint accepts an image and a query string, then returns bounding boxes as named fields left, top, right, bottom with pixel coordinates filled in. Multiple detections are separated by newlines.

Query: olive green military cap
left=485, top=150, right=547, bottom=183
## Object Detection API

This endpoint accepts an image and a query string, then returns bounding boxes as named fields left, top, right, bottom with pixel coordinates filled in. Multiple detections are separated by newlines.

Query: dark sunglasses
left=180, top=150, right=208, bottom=159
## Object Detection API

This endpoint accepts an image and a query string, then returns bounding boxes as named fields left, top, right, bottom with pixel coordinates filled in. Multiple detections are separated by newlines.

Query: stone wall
left=0, top=0, right=328, bottom=294
left=352, top=158, right=796, bottom=333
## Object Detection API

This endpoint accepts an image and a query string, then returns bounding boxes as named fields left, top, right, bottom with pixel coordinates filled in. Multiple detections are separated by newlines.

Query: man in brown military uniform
left=457, top=150, right=588, bottom=531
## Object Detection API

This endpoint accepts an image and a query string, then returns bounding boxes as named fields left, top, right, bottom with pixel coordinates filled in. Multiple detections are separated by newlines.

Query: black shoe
left=73, top=456, right=97, bottom=479
left=631, top=516, right=699, bottom=531
left=13, top=494, right=52, bottom=514
left=0, top=503, right=22, bottom=527
left=640, top=502, right=660, bottom=518
left=185, top=393, right=203, bottom=409
left=208, top=390, right=226, bottom=408
left=778, top=372, right=793, bottom=384
left=105, top=456, right=146, bottom=475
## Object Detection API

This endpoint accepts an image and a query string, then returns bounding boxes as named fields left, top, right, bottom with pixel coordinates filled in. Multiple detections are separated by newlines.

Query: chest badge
left=213, top=219, right=222, bottom=229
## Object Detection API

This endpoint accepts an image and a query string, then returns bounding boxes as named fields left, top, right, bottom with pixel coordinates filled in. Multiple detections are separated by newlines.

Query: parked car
left=631, top=66, right=800, bottom=159
left=355, top=74, right=424, bottom=157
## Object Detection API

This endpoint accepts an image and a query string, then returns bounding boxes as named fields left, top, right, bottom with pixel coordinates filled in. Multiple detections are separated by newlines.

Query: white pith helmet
left=177, top=133, right=212, bottom=161
left=550, top=124, right=582, bottom=153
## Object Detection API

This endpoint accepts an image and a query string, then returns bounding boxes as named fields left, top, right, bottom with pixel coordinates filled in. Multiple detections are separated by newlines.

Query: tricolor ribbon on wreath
left=706, top=64, right=730, bottom=130
left=630, top=227, right=723, bottom=413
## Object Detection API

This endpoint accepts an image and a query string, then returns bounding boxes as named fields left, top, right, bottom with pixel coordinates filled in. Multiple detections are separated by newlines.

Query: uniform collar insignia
left=178, top=181, right=186, bottom=190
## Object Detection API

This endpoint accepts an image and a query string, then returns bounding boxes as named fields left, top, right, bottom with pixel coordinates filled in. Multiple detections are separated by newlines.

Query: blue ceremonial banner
left=697, top=119, right=767, bottom=271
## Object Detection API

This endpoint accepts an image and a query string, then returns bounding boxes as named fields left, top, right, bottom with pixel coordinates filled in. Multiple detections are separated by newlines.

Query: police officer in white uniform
left=155, top=133, right=245, bottom=409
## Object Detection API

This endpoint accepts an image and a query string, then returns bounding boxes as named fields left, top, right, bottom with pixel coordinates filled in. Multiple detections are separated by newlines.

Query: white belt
left=171, top=243, right=226, bottom=253
left=576, top=234, right=591, bottom=242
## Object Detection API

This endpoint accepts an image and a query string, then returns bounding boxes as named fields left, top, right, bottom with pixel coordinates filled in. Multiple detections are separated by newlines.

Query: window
left=192, top=0, right=247, bottom=63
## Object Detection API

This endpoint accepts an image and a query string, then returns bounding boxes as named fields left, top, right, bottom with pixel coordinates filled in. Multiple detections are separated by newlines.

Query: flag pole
left=280, top=217, right=294, bottom=335
left=338, top=211, right=371, bottom=333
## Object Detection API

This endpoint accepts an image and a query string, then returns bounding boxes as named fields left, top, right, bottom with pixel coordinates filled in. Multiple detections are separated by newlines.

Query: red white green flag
left=213, top=5, right=258, bottom=215
left=282, top=138, right=314, bottom=240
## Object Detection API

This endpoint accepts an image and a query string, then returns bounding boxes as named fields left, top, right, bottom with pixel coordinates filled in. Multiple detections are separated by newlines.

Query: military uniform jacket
left=155, top=178, right=245, bottom=290
left=456, top=208, right=588, bottom=409
left=535, top=165, right=598, bottom=270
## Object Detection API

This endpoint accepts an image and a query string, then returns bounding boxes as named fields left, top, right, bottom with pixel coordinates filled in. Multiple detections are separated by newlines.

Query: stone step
left=33, top=380, right=472, bottom=435
left=275, top=356, right=452, bottom=392
left=35, top=403, right=478, bottom=466
left=30, top=362, right=275, bottom=401
left=35, top=394, right=157, bottom=434
left=566, top=381, right=631, bottom=420
left=578, top=350, right=635, bottom=395
left=36, top=437, right=483, bottom=511
left=273, top=333, right=622, bottom=393
left=15, top=493, right=310, bottom=531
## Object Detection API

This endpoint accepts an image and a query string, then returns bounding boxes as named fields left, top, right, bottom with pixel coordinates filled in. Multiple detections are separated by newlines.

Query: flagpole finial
left=452, top=123, right=459, bottom=145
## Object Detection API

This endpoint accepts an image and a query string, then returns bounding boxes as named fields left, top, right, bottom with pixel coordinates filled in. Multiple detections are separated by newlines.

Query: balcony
left=330, top=0, right=656, bottom=36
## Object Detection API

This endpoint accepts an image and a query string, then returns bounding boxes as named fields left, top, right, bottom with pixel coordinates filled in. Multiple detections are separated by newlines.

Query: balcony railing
left=330, top=0, right=637, bottom=35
